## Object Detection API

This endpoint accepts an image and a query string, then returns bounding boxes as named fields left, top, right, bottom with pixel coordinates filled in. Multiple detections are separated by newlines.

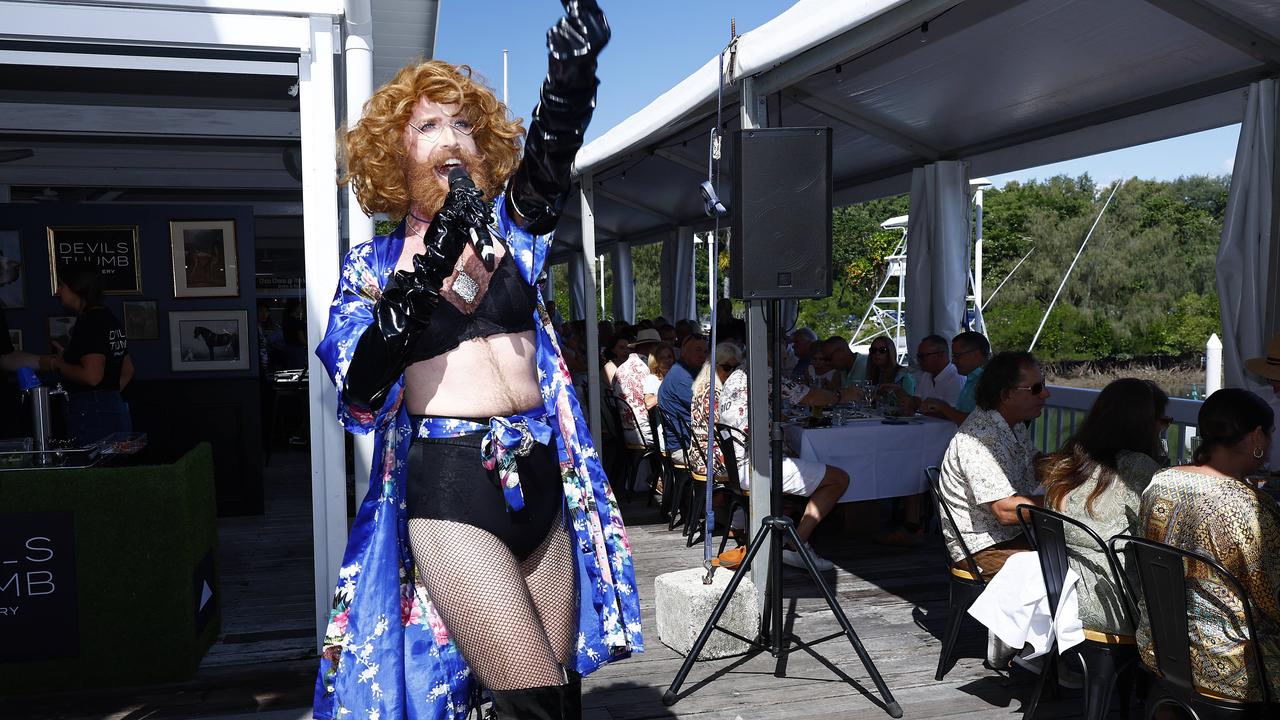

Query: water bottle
left=17, top=368, right=54, bottom=466
left=1190, top=383, right=1200, bottom=401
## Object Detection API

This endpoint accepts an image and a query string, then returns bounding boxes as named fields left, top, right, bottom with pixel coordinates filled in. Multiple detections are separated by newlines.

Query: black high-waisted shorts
left=405, top=428, right=564, bottom=561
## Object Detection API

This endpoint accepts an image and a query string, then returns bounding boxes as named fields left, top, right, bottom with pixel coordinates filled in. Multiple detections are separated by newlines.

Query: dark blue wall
left=1, top=203, right=266, bottom=515
left=1, top=202, right=257, bottom=379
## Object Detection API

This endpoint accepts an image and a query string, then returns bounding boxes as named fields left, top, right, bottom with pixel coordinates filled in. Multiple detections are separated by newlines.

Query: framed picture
left=7, top=329, right=20, bottom=352
left=47, top=226, right=142, bottom=295
left=169, top=220, right=238, bottom=298
left=122, top=299, right=159, bottom=340
left=169, top=309, right=250, bottom=372
left=0, top=229, right=22, bottom=308
left=48, top=315, right=76, bottom=351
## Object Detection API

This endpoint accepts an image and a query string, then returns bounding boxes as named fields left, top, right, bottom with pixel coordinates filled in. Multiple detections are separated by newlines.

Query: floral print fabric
left=1139, top=467, right=1280, bottom=701
left=312, top=194, right=642, bottom=720
left=612, top=353, right=651, bottom=445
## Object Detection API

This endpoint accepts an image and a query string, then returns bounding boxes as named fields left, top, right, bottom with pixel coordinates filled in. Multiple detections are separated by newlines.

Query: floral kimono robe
left=312, top=194, right=643, bottom=720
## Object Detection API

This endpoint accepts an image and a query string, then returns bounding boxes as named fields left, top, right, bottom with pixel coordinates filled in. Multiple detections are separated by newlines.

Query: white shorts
left=737, top=456, right=826, bottom=497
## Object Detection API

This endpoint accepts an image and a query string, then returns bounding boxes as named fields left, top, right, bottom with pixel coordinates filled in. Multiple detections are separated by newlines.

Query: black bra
left=408, top=252, right=538, bottom=362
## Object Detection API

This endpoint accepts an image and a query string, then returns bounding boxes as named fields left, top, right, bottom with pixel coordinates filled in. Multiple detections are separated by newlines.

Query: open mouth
left=434, top=158, right=465, bottom=180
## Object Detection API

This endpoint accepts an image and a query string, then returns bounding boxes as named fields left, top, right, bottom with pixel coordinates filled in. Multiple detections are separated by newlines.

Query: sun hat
left=629, top=328, right=663, bottom=349
left=1245, top=332, right=1280, bottom=382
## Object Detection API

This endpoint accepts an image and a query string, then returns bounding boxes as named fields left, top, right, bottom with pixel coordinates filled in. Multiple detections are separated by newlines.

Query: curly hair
left=341, top=60, right=525, bottom=218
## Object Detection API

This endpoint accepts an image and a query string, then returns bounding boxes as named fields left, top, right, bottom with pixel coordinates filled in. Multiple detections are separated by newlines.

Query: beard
left=406, top=146, right=502, bottom=219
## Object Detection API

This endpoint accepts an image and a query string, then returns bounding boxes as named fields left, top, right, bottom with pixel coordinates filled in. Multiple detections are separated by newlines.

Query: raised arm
left=505, top=0, right=610, bottom=234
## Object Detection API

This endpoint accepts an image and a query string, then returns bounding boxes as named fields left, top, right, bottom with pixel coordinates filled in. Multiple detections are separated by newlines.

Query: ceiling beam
left=0, top=166, right=298, bottom=189
left=0, top=102, right=299, bottom=140
left=1142, top=0, right=1280, bottom=67
left=594, top=187, right=675, bottom=222
left=786, top=87, right=940, bottom=161
left=753, top=0, right=963, bottom=97
left=653, top=148, right=706, bottom=175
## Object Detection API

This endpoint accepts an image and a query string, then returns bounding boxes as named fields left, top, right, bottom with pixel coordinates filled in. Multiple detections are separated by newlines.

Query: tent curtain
left=1218, top=78, right=1278, bottom=389
left=779, top=299, right=799, bottom=334
left=905, top=161, right=971, bottom=365
left=569, top=253, right=588, bottom=321
left=662, top=226, right=697, bottom=322
left=611, top=242, right=635, bottom=323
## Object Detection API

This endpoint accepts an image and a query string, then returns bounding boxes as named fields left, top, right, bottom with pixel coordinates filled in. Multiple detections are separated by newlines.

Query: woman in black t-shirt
left=38, top=263, right=134, bottom=443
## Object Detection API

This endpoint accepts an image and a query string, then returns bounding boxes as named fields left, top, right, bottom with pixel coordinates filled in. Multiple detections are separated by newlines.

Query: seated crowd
left=563, top=309, right=1279, bottom=703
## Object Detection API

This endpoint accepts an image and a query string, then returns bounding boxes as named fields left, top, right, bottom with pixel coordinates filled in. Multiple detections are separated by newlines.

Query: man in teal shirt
left=923, top=331, right=990, bottom=424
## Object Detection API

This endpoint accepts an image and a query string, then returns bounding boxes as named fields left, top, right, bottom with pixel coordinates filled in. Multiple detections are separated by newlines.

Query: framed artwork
left=0, top=229, right=22, bottom=308
left=169, top=309, right=250, bottom=371
left=122, top=299, right=159, bottom=340
left=47, top=315, right=76, bottom=351
left=169, top=220, right=239, bottom=298
left=7, top=329, right=20, bottom=352
left=47, top=226, right=142, bottom=295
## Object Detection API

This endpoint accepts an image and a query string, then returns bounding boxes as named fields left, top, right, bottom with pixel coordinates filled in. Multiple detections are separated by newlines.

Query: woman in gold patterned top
left=1041, top=378, right=1167, bottom=636
left=1139, top=388, right=1279, bottom=702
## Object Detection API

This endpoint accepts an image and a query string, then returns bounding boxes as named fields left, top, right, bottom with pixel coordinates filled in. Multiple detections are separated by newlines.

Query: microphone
left=447, top=166, right=496, bottom=269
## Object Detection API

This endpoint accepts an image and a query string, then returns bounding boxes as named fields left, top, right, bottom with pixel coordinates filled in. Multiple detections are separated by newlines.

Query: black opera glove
left=342, top=185, right=490, bottom=410
left=506, top=0, right=610, bottom=235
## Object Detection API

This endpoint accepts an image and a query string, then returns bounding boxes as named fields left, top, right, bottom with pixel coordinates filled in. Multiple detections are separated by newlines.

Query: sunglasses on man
left=1015, top=381, right=1046, bottom=395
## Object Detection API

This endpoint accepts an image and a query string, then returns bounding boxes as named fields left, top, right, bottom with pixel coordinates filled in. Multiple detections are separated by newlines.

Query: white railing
left=1030, top=385, right=1203, bottom=463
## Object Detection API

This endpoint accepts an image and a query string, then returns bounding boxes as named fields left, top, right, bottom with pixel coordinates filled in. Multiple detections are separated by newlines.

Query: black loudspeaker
left=730, top=127, right=832, bottom=299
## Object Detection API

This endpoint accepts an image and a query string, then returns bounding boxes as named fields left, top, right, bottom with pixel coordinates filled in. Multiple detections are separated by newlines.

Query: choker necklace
left=407, top=210, right=431, bottom=225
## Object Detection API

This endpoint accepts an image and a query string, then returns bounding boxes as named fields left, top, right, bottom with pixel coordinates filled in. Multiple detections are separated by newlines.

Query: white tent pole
left=740, top=76, right=772, bottom=612
left=580, top=174, right=602, bottom=442
left=344, top=0, right=376, bottom=523
left=974, top=186, right=984, bottom=309
left=300, top=15, right=346, bottom=650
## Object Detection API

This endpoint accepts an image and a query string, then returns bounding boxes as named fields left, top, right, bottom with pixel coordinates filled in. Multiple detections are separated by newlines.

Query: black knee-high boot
left=489, top=671, right=580, bottom=720
left=489, top=685, right=563, bottom=720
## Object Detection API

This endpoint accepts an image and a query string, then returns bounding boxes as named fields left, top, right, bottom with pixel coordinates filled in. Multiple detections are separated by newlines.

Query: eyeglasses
left=916, top=350, right=945, bottom=361
left=953, top=347, right=978, bottom=357
left=1015, top=382, right=1047, bottom=395
left=870, top=346, right=890, bottom=355
left=410, top=117, right=475, bottom=143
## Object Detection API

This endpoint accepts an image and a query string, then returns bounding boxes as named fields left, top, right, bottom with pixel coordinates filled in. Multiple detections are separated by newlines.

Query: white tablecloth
left=782, top=415, right=957, bottom=502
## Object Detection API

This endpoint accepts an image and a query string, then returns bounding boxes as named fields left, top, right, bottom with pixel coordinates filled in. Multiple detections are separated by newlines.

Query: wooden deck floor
left=16, top=453, right=1116, bottom=718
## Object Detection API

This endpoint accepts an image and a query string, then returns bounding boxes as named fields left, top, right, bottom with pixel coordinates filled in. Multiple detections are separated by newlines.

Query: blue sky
left=435, top=1, right=1239, bottom=190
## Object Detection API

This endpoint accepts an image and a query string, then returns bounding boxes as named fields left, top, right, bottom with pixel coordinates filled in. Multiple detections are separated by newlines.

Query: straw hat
left=1245, top=332, right=1280, bottom=382
left=628, top=328, right=663, bottom=350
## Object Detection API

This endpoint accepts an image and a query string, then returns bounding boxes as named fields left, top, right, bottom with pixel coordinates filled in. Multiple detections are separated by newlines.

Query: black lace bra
left=407, top=252, right=538, bottom=362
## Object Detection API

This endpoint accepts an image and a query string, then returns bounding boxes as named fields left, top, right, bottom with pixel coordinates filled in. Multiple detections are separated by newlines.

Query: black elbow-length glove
left=343, top=183, right=491, bottom=410
left=506, top=0, right=610, bottom=235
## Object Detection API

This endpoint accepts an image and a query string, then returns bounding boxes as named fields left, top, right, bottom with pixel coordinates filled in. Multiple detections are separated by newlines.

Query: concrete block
left=654, top=567, right=758, bottom=659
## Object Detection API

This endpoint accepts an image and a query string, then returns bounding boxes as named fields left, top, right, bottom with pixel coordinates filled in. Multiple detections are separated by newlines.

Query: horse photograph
left=169, top=309, right=250, bottom=371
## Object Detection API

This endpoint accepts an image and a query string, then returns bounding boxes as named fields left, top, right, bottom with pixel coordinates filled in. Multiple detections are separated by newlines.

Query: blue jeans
left=66, top=390, right=132, bottom=445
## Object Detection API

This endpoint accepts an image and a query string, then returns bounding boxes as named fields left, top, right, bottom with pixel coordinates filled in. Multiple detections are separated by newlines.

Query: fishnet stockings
left=407, top=510, right=577, bottom=691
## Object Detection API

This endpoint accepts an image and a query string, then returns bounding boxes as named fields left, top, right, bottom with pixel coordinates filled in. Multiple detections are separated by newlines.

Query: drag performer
left=312, top=3, right=641, bottom=719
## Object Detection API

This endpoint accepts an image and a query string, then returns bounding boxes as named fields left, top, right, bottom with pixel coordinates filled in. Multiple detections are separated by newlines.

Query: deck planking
left=15, top=449, right=1125, bottom=718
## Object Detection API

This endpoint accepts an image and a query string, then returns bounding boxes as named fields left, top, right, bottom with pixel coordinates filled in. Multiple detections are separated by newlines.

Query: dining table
left=782, top=411, right=958, bottom=502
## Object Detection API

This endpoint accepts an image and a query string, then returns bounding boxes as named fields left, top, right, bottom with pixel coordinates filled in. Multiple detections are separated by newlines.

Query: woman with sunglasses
left=1039, top=378, right=1168, bottom=636
left=865, top=336, right=916, bottom=401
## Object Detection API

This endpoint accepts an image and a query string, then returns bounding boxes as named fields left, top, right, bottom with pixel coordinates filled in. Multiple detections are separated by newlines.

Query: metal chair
left=1109, top=535, right=1274, bottom=719
left=655, top=406, right=693, bottom=532
left=616, top=396, right=666, bottom=505
left=925, top=465, right=988, bottom=681
left=599, top=388, right=629, bottom=486
left=1015, top=504, right=1140, bottom=720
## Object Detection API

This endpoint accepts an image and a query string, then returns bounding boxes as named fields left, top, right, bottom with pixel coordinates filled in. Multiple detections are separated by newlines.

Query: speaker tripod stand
left=661, top=300, right=902, bottom=718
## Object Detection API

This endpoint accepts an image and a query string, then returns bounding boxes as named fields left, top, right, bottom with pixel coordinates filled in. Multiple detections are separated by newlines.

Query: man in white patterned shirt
left=612, top=328, right=661, bottom=445
left=938, top=351, right=1048, bottom=580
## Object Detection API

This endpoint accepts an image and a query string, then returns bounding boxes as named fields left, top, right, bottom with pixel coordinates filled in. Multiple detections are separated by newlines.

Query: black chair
left=714, top=423, right=751, bottom=554
left=599, top=389, right=629, bottom=486
left=616, top=396, right=667, bottom=505
left=1109, top=535, right=1274, bottom=719
left=655, top=406, right=693, bottom=531
left=1015, top=504, right=1140, bottom=720
left=925, top=465, right=988, bottom=681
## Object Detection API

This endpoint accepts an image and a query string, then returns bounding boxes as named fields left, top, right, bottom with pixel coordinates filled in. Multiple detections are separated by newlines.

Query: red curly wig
left=340, top=60, right=524, bottom=219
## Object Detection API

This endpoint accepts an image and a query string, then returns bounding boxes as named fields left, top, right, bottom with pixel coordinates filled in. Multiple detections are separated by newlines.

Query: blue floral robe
left=312, top=194, right=643, bottom=720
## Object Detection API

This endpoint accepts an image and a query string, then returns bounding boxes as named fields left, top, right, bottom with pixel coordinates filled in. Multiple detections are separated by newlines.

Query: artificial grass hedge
left=0, top=442, right=219, bottom=693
